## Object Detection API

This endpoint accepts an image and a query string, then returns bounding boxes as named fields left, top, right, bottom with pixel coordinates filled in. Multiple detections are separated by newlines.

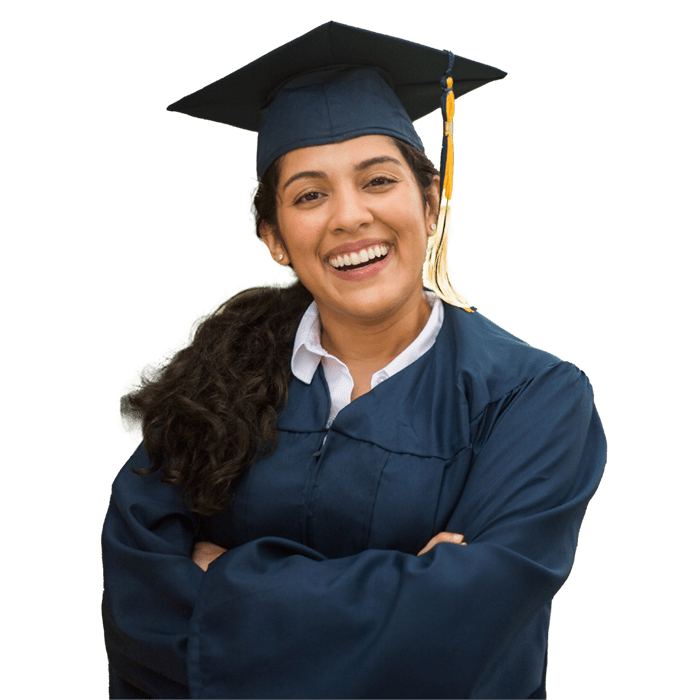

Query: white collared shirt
left=291, top=294, right=444, bottom=426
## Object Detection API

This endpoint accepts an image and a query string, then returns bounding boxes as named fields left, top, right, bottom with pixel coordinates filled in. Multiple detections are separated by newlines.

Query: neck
left=317, top=291, right=432, bottom=369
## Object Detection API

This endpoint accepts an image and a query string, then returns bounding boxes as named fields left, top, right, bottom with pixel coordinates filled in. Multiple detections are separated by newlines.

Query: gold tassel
left=423, top=76, right=474, bottom=312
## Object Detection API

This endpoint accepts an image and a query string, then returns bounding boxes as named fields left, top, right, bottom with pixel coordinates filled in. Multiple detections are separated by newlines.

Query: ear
left=424, top=175, right=441, bottom=232
left=260, top=221, right=289, bottom=265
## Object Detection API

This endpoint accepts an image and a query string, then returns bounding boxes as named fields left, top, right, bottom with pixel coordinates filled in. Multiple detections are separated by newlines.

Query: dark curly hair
left=123, top=137, right=438, bottom=515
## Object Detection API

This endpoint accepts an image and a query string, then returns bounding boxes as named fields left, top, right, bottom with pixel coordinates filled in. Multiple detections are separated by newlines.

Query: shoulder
left=441, top=304, right=591, bottom=417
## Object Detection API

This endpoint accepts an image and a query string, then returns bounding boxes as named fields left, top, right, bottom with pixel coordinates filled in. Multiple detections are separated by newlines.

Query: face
left=260, top=135, right=439, bottom=324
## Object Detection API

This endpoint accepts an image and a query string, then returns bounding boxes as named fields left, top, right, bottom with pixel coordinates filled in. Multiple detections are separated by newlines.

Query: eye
left=365, top=176, right=398, bottom=189
left=293, top=190, right=326, bottom=205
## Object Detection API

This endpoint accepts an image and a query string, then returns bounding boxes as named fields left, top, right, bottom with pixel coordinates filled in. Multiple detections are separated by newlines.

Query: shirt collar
left=291, top=293, right=444, bottom=386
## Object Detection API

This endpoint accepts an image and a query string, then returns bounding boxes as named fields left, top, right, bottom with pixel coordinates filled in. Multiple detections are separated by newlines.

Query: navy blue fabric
left=102, top=304, right=606, bottom=698
left=257, top=68, right=424, bottom=179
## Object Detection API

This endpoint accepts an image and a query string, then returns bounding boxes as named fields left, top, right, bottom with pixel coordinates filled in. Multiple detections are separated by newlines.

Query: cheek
left=278, top=214, right=323, bottom=257
left=387, top=197, right=429, bottom=245
left=390, top=187, right=427, bottom=225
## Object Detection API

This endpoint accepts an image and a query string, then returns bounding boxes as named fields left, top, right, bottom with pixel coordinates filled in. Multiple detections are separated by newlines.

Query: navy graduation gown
left=102, top=304, right=606, bottom=699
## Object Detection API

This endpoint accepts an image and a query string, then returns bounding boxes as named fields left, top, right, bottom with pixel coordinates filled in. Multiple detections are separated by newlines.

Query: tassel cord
left=424, top=51, right=473, bottom=311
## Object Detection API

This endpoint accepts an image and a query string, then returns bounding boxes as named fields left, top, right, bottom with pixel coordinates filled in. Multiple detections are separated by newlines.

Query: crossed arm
left=191, top=531, right=466, bottom=571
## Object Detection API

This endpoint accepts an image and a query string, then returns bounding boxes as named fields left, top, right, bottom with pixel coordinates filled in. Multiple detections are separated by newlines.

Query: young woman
left=102, top=22, right=606, bottom=699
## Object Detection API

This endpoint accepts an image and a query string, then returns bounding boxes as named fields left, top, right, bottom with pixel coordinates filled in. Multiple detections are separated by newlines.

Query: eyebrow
left=281, top=156, right=403, bottom=192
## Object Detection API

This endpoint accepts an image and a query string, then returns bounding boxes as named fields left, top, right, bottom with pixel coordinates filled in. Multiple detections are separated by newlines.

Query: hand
left=417, top=532, right=467, bottom=556
left=192, top=541, right=228, bottom=571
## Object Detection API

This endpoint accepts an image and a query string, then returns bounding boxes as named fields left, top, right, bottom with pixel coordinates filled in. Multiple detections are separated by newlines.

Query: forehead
left=278, top=135, right=406, bottom=177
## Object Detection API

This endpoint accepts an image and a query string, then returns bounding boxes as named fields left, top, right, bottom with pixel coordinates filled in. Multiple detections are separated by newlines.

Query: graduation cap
left=168, top=21, right=506, bottom=309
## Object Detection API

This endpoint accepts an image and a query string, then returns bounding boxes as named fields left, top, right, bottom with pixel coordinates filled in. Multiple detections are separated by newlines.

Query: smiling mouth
left=328, top=244, right=390, bottom=271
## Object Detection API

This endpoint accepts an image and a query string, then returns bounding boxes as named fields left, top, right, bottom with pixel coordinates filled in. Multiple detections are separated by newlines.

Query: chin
left=325, top=290, right=414, bottom=320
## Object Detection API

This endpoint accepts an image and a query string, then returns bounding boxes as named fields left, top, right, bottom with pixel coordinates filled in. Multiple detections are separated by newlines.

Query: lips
left=329, top=243, right=390, bottom=269
left=326, top=246, right=393, bottom=281
left=325, top=238, right=390, bottom=258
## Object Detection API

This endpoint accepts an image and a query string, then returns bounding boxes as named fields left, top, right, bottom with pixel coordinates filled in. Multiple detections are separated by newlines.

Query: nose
left=327, top=183, right=374, bottom=234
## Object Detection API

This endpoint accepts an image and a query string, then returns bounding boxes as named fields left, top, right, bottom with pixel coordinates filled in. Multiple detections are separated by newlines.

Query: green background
left=5, top=0, right=698, bottom=700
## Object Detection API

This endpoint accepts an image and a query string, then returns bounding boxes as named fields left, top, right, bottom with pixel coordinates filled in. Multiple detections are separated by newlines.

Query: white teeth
left=330, top=245, right=390, bottom=268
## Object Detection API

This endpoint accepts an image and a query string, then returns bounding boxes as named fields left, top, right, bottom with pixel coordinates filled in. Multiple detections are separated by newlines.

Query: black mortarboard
left=167, top=21, right=506, bottom=179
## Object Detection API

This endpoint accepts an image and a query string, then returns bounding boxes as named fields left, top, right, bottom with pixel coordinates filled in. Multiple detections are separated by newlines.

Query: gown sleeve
left=102, top=448, right=204, bottom=698
left=185, top=360, right=606, bottom=698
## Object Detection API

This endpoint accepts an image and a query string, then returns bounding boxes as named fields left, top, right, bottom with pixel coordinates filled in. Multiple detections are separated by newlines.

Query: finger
left=417, top=532, right=465, bottom=556
left=435, top=532, right=464, bottom=545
